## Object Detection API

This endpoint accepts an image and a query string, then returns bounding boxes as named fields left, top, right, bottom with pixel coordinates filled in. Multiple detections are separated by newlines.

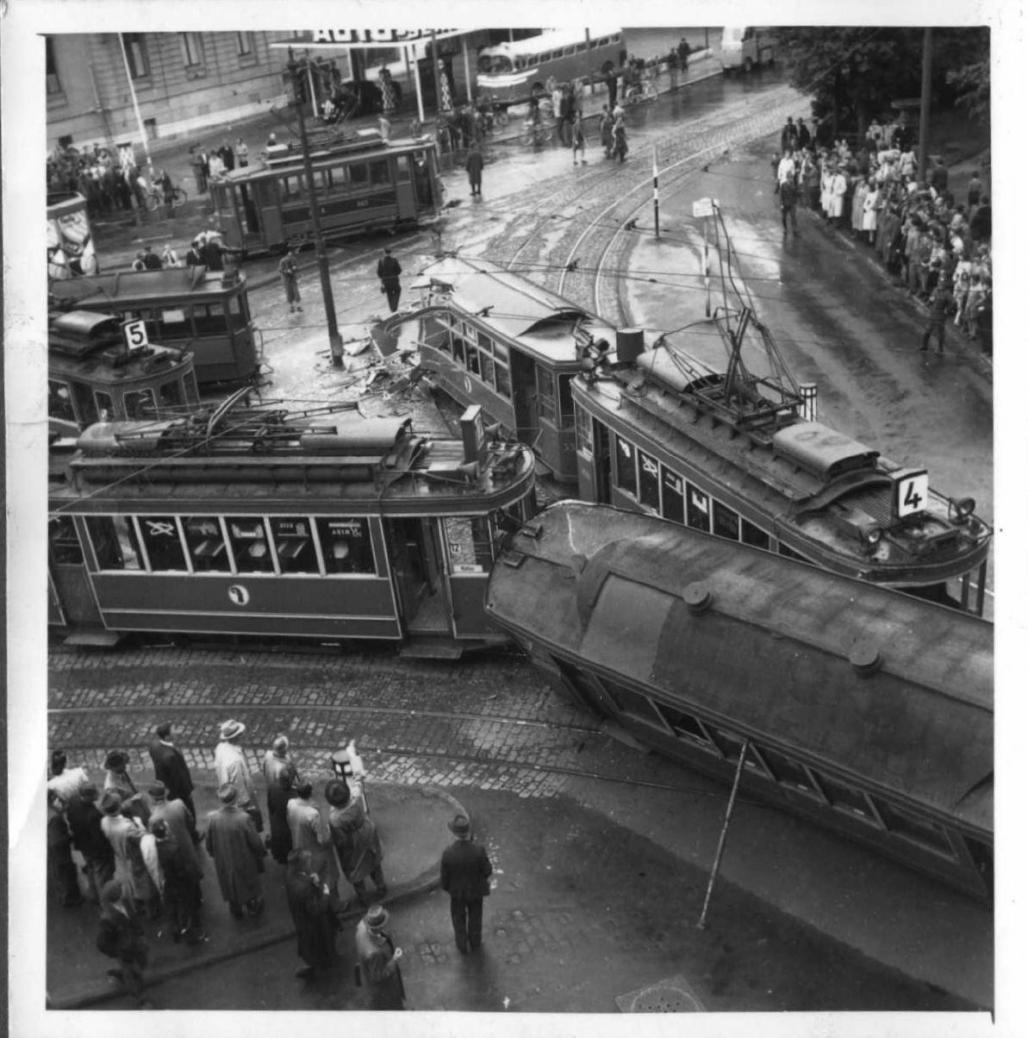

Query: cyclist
left=156, top=169, right=175, bottom=218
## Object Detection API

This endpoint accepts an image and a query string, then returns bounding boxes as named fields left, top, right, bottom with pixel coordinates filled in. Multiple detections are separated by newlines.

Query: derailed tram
left=486, top=501, right=993, bottom=900
left=48, top=395, right=534, bottom=657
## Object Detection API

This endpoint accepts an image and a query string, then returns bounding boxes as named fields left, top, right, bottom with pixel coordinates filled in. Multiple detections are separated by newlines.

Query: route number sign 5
left=894, top=469, right=929, bottom=519
left=122, top=318, right=149, bottom=351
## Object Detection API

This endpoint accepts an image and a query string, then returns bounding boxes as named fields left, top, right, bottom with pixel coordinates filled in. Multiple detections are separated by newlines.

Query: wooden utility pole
left=917, top=29, right=933, bottom=186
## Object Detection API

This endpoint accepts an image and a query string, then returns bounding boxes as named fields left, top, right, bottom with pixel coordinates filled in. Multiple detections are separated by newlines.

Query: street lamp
left=286, top=47, right=344, bottom=368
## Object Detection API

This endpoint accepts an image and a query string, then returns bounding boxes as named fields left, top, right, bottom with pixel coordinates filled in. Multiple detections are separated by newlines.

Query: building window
left=122, top=34, right=150, bottom=80
left=45, top=37, right=62, bottom=95
left=236, top=32, right=256, bottom=58
left=180, top=33, right=205, bottom=69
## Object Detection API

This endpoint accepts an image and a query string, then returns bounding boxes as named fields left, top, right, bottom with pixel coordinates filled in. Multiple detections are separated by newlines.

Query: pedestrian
left=286, top=847, right=341, bottom=979
left=598, top=105, right=614, bottom=158
left=571, top=111, right=587, bottom=165
left=262, top=734, right=299, bottom=798
left=148, top=722, right=196, bottom=820
left=612, top=116, right=628, bottom=163
left=150, top=819, right=206, bottom=944
left=780, top=177, right=800, bottom=237
left=214, top=718, right=261, bottom=831
left=355, top=904, right=405, bottom=1010
left=185, top=238, right=204, bottom=267
left=236, top=137, right=249, bottom=168
left=148, top=781, right=201, bottom=867
left=966, top=169, right=983, bottom=209
left=605, top=65, right=619, bottom=109
left=100, top=790, right=157, bottom=915
left=279, top=247, right=302, bottom=312
left=796, top=117, right=811, bottom=150
left=65, top=781, right=115, bottom=901
left=48, top=749, right=90, bottom=804
left=48, top=789, right=85, bottom=907
left=103, top=750, right=150, bottom=826
left=205, top=782, right=267, bottom=918
left=780, top=117, right=799, bottom=154
left=557, top=85, right=574, bottom=147
left=377, top=247, right=402, bottom=312
left=677, top=36, right=691, bottom=71
left=439, top=813, right=493, bottom=954
left=465, top=143, right=484, bottom=197
left=267, top=769, right=299, bottom=865
left=325, top=778, right=387, bottom=907
left=161, top=242, right=181, bottom=268
left=96, top=880, right=153, bottom=1008
left=287, top=781, right=330, bottom=854
left=920, top=279, right=953, bottom=354
left=200, top=232, right=230, bottom=273
left=132, top=250, right=147, bottom=272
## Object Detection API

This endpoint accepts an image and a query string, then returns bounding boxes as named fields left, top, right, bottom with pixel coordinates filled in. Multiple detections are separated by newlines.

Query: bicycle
left=144, top=180, right=189, bottom=212
left=520, top=119, right=554, bottom=147
left=624, top=76, right=659, bottom=105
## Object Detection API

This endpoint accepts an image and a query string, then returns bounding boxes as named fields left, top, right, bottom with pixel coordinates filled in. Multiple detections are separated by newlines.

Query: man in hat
left=205, top=782, right=267, bottom=918
left=149, top=782, right=202, bottom=870
left=326, top=777, right=387, bottom=907
left=103, top=750, right=150, bottom=826
left=285, top=847, right=341, bottom=978
left=355, top=904, right=405, bottom=1009
left=97, top=879, right=153, bottom=1008
left=100, top=790, right=157, bottom=914
left=149, top=722, right=196, bottom=820
left=279, top=246, right=302, bottom=313
left=376, top=247, right=402, bottom=313
left=262, top=734, right=298, bottom=793
left=151, top=819, right=206, bottom=945
left=66, top=781, right=115, bottom=900
left=440, top=813, right=493, bottom=953
left=215, top=718, right=259, bottom=827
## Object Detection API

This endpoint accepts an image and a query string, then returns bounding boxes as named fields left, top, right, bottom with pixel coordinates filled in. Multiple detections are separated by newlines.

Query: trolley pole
left=288, top=48, right=344, bottom=368
left=652, top=144, right=660, bottom=239
left=697, top=738, right=749, bottom=930
left=917, top=29, right=933, bottom=190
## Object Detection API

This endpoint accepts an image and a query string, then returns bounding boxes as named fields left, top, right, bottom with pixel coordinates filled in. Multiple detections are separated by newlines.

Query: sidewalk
left=46, top=777, right=464, bottom=1009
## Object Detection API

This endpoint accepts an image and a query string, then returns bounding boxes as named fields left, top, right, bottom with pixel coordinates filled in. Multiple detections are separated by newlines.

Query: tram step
left=62, top=630, right=124, bottom=648
left=397, top=638, right=466, bottom=660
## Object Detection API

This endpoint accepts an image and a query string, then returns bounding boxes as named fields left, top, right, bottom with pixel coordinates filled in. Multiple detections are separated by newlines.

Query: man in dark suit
left=148, top=722, right=196, bottom=821
left=376, top=247, right=403, bottom=312
left=439, top=813, right=493, bottom=953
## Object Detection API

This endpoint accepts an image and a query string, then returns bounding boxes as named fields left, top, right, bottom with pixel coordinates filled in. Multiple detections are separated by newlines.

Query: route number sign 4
left=894, top=469, right=928, bottom=519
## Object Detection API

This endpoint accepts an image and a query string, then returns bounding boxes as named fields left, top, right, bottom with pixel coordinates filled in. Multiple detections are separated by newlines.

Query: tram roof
left=412, top=255, right=616, bottom=359
left=487, top=501, right=993, bottom=830
left=49, top=268, right=245, bottom=307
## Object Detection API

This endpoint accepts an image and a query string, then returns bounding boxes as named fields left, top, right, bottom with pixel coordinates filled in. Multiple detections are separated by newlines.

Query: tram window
left=444, top=516, right=493, bottom=570
left=194, top=303, right=226, bottom=336
left=316, top=517, right=375, bottom=575
left=86, top=515, right=143, bottom=570
left=760, top=747, right=821, bottom=798
left=49, top=516, right=84, bottom=564
left=653, top=702, right=716, bottom=750
left=741, top=519, right=771, bottom=549
left=95, top=391, right=114, bottom=420
left=77, top=386, right=100, bottom=426
left=370, top=160, right=390, bottom=185
left=638, top=450, right=660, bottom=512
left=713, top=500, right=740, bottom=541
left=350, top=163, right=369, bottom=186
left=493, top=340, right=508, bottom=362
left=49, top=381, right=78, bottom=423
left=661, top=466, right=684, bottom=524
left=808, top=770, right=879, bottom=823
left=182, top=516, right=231, bottom=573
left=686, top=483, right=711, bottom=532
left=332, top=166, right=351, bottom=188
left=311, top=169, right=331, bottom=191
left=395, top=155, right=411, bottom=182
left=778, top=543, right=809, bottom=562
left=466, top=343, right=481, bottom=377
left=184, top=370, right=199, bottom=401
left=269, top=517, right=319, bottom=573
left=281, top=175, right=304, bottom=199
left=537, top=371, right=557, bottom=424
left=158, top=378, right=185, bottom=409
left=424, top=316, right=451, bottom=354
left=872, top=799, right=955, bottom=857
left=709, top=729, right=773, bottom=777
left=575, top=407, right=593, bottom=454
left=227, top=517, right=274, bottom=573
left=477, top=332, right=493, bottom=354
left=479, top=352, right=495, bottom=388
left=139, top=515, right=188, bottom=571
left=124, top=389, right=157, bottom=419
left=452, top=333, right=465, bottom=364
left=598, top=678, right=663, bottom=728
left=557, top=375, right=575, bottom=428
left=494, top=360, right=512, bottom=399
left=614, top=436, right=637, bottom=495
left=159, top=308, right=189, bottom=336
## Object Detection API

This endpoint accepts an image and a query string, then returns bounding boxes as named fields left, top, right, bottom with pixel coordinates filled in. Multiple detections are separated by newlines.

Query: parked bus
left=475, top=27, right=624, bottom=106
left=719, top=26, right=775, bottom=73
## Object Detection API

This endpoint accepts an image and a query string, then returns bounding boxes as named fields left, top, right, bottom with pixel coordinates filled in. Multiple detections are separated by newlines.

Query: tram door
left=592, top=421, right=612, bottom=504
left=385, top=517, right=448, bottom=632
left=510, top=351, right=540, bottom=451
left=48, top=517, right=102, bottom=627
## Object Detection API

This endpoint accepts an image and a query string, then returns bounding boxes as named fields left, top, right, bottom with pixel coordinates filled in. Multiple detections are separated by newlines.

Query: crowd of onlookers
left=773, top=113, right=992, bottom=354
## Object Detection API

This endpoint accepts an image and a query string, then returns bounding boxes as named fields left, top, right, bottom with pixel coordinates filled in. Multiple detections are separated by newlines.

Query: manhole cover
left=615, top=975, right=704, bottom=1013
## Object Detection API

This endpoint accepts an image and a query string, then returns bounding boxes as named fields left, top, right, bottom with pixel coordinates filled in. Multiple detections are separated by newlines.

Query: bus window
left=139, top=515, right=188, bottom=571
left=713, top=500, right=740, bottom=541
left=557, top=374, right=575, bottom=428
left=661, top=465, right=684, bottom=523
left=86, top=515, right=143, bottom=569
left=686, top=483, right=710, bottom=532
left=316, top=517, right=375, bottom=574
left=270, top=517, right=319, bottom=573
left=182, top=516, right=231, bottom=572
left=227, top=517, right=274, bottom=573
left=49, top=380, right=77, bottom=423
left=49, top=515, right=83, bottom=564
left=160, top=307, right=189, bottom=336
left=615, top=436, right=637, bottom=495
left=194, top=303, right=226, bottom=336
left=370, top=160, right=390, bottom=185
left=124, top=389, right=157, bottom=418
left=638, top=450, right=660, bottom=512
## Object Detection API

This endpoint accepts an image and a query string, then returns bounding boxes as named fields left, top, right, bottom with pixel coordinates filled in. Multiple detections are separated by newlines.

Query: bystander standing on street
left=150, top=819, right=207, bottom=945
left=377, top=247, right=402, bottom=312
left=279, top=247, right=302, bottom=313
left=100, top=790, right=157, bottom=916
left=287, top=781, right=330, bottom=854
left=103, top=750, right=150, bottom=826
left=96, top=880, right=153, bottom=1008
left=355, top=904, right=405, bottom=1010
left=466, top=143, right=484, bottom=197
left=268, top=770, right=300, bottom=865
left=285, top=847, right=341, bottom=979
left=214, top=718, right=260, bottom=829
left=48, top=789, right=85, bottom=908
left=571, top=111, right=587, bottom=165
left=236, top=137, right=249, bottom=168
left=780, top=177, right=800, bottom=238
left=326, top=778, right=387, bottom=907
left=148, top=781, right=202, bottom=864
left=921, top=278, right=953, bottom=354
left=439, top=813, right=493, bottom=954
left=148, top=722, right=196, bottom=820
left=262, top=735, right=299, bottom=798
left=66, top=782, right=115, bottom=901
left=205, top=782, right=267, bottom=918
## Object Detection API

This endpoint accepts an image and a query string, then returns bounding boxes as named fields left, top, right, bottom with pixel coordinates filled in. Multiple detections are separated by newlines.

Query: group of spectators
left=773, top=113, right=993, bottom=354
left=191, top=138, right=249, bottom=193
left=47, top=143, right=168, bottom=221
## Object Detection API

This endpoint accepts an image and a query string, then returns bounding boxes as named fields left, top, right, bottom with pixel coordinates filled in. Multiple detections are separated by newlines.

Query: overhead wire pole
left=287, top=47, right=344, bottom=368
left=652, top=144, right=660, bottom=239
left=917, top=28, right=933, bottom=187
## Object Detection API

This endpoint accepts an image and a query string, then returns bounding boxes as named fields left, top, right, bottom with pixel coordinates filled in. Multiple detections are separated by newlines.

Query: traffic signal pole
left=287, top=48, right=344, bottom=368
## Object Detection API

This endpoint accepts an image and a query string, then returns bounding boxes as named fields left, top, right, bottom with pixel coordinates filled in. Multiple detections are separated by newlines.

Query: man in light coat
left=205, top=783, right=267, bottom=918
left=214, top=718, right=258, bottom=826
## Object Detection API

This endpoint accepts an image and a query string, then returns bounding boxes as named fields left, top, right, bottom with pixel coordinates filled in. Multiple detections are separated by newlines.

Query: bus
left=208, top=128, right=444, bottom=258
left=719, top=26, right=775, bottom=73
left=475, top=27, right=625, bottom=106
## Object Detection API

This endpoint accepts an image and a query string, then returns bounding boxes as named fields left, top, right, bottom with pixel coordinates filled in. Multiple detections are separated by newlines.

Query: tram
left=208, top=128, right=444, bottom=258
left=49, top=310, right=200, bottom=427
left=386, top=255, right=616, bottom=482
left=48, top=394, right=535, bottom=656
left=486, top=501, right=993, bottom=900
left=48, top=267, right=260, bottom=388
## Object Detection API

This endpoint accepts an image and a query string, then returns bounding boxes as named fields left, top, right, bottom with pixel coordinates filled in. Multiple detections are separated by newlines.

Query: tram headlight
left=862, top=525, right=883, bottom=551
left=951, top=496, right=976, bottom=524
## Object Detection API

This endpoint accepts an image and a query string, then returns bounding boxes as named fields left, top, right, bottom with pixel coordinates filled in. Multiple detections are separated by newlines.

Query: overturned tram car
left=486, top=501, right=993, bottom=899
